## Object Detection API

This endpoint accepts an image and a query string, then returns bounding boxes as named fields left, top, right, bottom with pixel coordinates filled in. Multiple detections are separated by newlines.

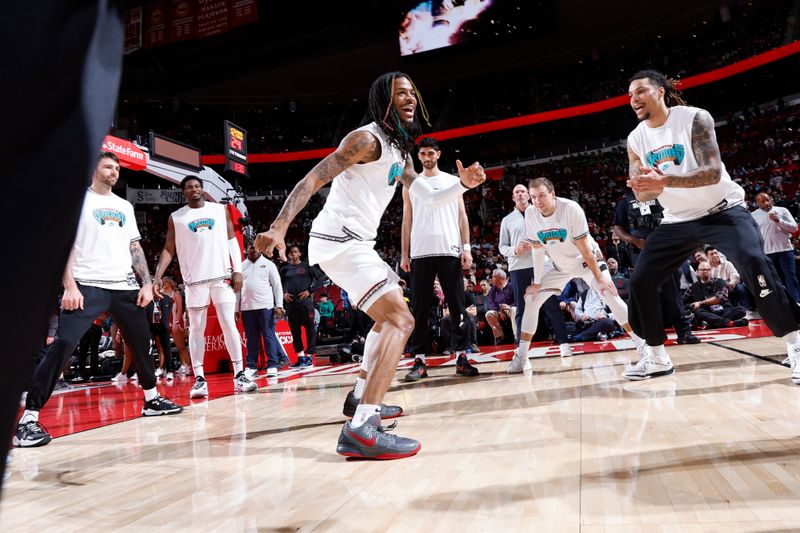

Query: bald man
left=752, top=192, right=800, bottom=302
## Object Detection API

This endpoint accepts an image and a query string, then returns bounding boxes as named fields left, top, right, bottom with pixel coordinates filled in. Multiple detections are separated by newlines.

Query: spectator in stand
left=440, top=277, right=481, bottom=354
left=317, top=293, right=335, bottom=338
left=705, top=245, right=752, bottom=315
left=161, top=278, right=191, bottom=374
left=684, top=261, right=749, bottom=329
left=752, top=192, right=800, bottom=302
left=607, top=258, right=629, bottom=301
left=147, top=290, right=174, bottom=381
left=240, top=243, right=285, bottom=379
left=604, top=233, right=633, bottom=275
left=569, top=288, right=618, bottom=343
left=280, top=246, right=326, bottom=367
left=485, top=268, right=515, bottom=343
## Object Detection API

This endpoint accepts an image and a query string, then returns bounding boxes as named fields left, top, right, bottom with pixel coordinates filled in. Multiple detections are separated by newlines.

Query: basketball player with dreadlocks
left=255, top=71, right=486, bottom=459
left=624, top=69, right=800, bottom=381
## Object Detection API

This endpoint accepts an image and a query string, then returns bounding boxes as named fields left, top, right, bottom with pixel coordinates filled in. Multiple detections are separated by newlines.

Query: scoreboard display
left=224, top=120, right=248, bottom=176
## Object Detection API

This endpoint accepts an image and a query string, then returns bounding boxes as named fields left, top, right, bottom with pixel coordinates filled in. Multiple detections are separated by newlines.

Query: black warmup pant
left=0, top=1, right=124, bottom=489
left=287, top=299, right=317, bottom=354
left=26, top=285, right=156, bottom=412
left=660, top=271, right=693, bottom=338
left=509, top=267, right=569, bottom=344
left=629, top=206, right=800, bottom=345
left=77, top=323, right=102, bottom=378
left=150, top=322, right=173, bottom=372
left=409, top=256, right=468, bottom=354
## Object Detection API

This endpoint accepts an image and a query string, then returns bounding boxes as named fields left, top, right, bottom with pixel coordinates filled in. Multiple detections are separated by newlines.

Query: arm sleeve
left=778, top=208, right=798, bottom=233
left=408, top=178, right=468, bottom=208
left=228, top=238, right=243, bottom=273
left=498, top=217, right=516, bottom=258
left=532, top=247, right=546, bottom=284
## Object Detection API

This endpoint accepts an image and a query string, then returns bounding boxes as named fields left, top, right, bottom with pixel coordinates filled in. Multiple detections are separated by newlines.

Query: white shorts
left=309, top=237, right=400, bottom=312
left=185, top=279, right=236, bottom=310
left=536, top=260, right=611, bottom=296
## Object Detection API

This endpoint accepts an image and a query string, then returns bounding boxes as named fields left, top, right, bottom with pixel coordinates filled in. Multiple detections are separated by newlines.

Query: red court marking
left=37, top=321, right=774, bottom=439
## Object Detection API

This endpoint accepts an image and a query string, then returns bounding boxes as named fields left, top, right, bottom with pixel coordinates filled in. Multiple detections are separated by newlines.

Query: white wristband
left=462, top=243, right=471, bottom=252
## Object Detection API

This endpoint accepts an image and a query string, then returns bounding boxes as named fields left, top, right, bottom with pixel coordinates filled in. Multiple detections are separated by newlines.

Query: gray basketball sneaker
left=336, top=415, right=420, bottom=459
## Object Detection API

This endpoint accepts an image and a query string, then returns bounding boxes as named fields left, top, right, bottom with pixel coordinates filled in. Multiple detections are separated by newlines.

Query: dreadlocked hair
left=629, top=69, right=687, bottom=107
left=359, top=71, right=430, bottom=159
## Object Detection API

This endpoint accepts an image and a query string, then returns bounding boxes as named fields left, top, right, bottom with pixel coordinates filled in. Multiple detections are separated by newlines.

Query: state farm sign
left=102, top=135, right=147, bottom=171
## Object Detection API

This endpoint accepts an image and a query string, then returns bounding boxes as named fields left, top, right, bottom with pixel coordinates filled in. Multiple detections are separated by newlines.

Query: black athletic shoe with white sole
left=142, top=395, right=184, bottom=416
left=13, top=420, right=52, bottom=448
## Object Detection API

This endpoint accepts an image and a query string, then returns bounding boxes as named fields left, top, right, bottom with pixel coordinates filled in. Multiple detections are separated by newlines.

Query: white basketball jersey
left=627, top=105, right=744, bottom=223
left=525, top=198, right=600, bottom=273
left=172, top=201, right=231, bottom=285
left=409, top=171, right=462, bottom=258
left=310, top=122, right=404, bottom=242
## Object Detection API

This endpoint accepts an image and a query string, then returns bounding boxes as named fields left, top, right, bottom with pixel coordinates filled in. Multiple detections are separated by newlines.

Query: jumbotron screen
left=399, top=0, right=553, bottom=57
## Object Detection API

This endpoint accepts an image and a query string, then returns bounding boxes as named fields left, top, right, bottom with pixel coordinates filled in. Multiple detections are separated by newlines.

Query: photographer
left=684, top=261, right=749, bottom=329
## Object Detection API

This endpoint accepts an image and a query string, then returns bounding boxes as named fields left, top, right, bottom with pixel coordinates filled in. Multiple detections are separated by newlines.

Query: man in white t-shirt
left=255, top=72, right=485, bottom=460
left=625, top=69, right=800, bottom=382
left=506, top=177, right=645, bottom=373
left=154, top=176, right=258, bottom=399
left=400, top=137, right=480, bottom=381
left=752, top=192, right=800, bottom=302
left=14, top=152, right=183, bottom=448
left=240, top=243, right=285, bottom=379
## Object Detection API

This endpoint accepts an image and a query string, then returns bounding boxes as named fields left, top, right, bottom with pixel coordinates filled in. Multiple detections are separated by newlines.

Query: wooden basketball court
left=3, top=323, right=800, bottom=532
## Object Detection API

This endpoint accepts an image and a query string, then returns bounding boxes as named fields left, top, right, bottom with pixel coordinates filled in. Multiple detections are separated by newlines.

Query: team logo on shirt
left=93, top=208, right=126, bottom=227
left=645, top=144, right=685, bottom=171
left=188, top=218, right=215, bottom=233
left=388, top=162, right=403, bottom=186
left=537, top=228, right=568, bottom=244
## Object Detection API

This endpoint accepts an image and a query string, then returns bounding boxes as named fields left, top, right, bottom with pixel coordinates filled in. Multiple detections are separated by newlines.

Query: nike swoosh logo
left=349, top=429, right=376, bottom=447
left=760, top=289, right=773, bottom=297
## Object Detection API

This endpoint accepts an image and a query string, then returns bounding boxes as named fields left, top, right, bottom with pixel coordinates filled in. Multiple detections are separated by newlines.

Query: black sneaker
left=13, top=420, right=52, bottom=448
left=404, top=358, right=428, bottom=382
left=676, top=334, right=701, bottom=345
left=456, top=355, right=479, bottom=377
left=336, top=415, right=420, bottom=459
left=53, top=378, right=70, bottom=391
left=341, top=389, right=404, bottom=419
left=142, top=395, right=184, bottom=416
left=278, top=355, right=291, bottom=368
left=732, top=318, right=750, bottom=327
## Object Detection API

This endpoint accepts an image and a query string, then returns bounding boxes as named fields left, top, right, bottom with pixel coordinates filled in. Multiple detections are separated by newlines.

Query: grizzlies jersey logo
left=93, top=208, right=126, bottom=227
left=188, top=217, right=215, bottom=233
left=537, top=228, right=568, bottom=245
left=388, top=161, right=403, bottom=186
left=645, top=144, right=685, bottom=171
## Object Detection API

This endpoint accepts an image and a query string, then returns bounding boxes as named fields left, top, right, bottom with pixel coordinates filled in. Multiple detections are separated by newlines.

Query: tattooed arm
left=663, top=110, right=722, bottom=188
left=130, top=240, right=154, bottom=307
left=254, top=130, right=380, bottom=259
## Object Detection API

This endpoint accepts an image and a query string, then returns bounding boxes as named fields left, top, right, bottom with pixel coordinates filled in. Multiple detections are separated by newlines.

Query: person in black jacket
left=147, top=292, right=174, bottom=380
left=684, top=261, right=748, bottom=329
left=279, top=246, right=326, bottom=367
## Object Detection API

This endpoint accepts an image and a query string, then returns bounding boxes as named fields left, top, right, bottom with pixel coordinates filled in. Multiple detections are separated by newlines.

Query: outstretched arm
left=399, top=156, right=485, bottom=207
left=255, top=130, right=381, bottom=260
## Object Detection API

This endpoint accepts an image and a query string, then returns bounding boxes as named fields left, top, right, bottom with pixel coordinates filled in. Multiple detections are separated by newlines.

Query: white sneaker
left=267, top=367, right=278, bottom=377
left=111, top=372, right=127, bottom=383
left=788, top=342, right=800, bottom=384
left=635, top=342, right=648, bottom=362
left=783, top=356, right=791, bottom=366
left=234, top=371, right=258, bottom=393
left=506, top=349, right=532, bottom=374
left=180, top=364, right=190, bottom=375
left=244, top=368, right=258, bottom=380
left=130, top=373, right=138, bottom=381
left=189, top=376, right=209, bottom=398
left=623, top=350, right=674, bottom=381
left=154, top=368, right=163, bottom=378
left=559, top=343, right=574, bottom=358
left=166, top=372, right=174, bottom=381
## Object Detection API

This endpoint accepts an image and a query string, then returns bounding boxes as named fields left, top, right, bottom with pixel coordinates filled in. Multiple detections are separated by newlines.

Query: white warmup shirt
left=241, top=255, right=284, bottom=311
left=171, top=201, right=231, bottom=285
left=525, top=197, right=600, bottom=273
left=409, top=171, right=462, bottom=259
left=627, top=105, right=744, bottom=223
left=309, top=122, right=403, bottom=260
left=499, top=208, right=533, bottom=271
left=752, top=206, right=798, bottom=254
left=72, top=188, right=141, bottom=290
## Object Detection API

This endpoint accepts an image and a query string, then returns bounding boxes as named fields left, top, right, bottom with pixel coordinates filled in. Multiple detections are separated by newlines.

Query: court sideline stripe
left=707, top=341, right=788, bottom=367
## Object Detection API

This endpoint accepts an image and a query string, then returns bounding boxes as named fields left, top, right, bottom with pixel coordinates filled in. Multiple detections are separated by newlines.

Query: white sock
left=231, top=360, right=244, bottom=375
left=193, top=364, right=205, bottom=380
left=415, top=353, right=426, bottom=363
left=297, top=350, right=305, bottom=359
left=351, top=404, right=380, bottom=428
left=783, top=331, right=800, bottom=345
left=517, top=340, right=531, bottom=358
left=362, top=329, right=378, bottom=374
left=143, top=387, right=158, bottom=401
left=20, top=410, right=39, bottom=424
left=627, top=329, right=645, bottom=347
left=353, top=377, right=366, bottom=400
left=650, top=344, right=670, bottom=362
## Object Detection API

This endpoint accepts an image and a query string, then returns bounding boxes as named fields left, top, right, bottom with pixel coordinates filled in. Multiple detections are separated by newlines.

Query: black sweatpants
left=26, top=285, right=156, bottom=412
left=77, top=323, right=102, bottom=378
left=150, top=322, right=173, bottom=372
left=629, top=206, right=800, bottom=345
left=287, top=299, right=317, bottom=354
left=409, top=256, right=468, bottom=354
left=692, top=306, right=747, bottom=329
left=0, top=0, right=124, bottom=489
